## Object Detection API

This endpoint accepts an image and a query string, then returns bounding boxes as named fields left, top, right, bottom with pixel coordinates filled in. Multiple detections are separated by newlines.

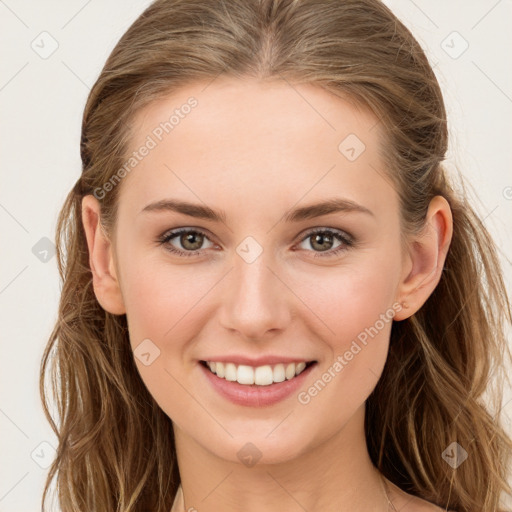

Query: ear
left=81, top=195, right=126, bottom=315
left=394, top=195, right=453, bottom=321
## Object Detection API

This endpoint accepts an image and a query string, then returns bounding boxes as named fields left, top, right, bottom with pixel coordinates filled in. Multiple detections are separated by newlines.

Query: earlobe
left=81, top=195, right=126, bottom=315
left=394, top=195, right=453, bottom=321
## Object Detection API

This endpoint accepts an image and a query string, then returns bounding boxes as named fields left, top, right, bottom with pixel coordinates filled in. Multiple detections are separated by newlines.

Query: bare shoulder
left=385, top=478, right=454, bottom=512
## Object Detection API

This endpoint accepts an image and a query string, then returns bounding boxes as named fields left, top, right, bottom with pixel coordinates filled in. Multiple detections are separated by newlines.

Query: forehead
left=130, top=77, right=380, bottom=152
left=119, top=77, right=397, bottom=224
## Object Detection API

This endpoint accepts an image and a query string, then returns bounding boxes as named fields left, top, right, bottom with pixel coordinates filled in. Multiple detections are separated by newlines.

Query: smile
left=200, top=360, right=315, bottom=386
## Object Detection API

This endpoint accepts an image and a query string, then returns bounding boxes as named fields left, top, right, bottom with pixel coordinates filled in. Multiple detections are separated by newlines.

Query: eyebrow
left=140, top=197, right=374, bottom=222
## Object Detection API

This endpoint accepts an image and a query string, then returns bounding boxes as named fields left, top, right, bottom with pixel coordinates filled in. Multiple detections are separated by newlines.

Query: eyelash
left=157, top=227, right=354, bottom=259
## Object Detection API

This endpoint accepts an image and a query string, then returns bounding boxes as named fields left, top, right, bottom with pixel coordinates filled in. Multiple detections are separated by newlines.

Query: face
left=102, top=78, right=409, bottom=464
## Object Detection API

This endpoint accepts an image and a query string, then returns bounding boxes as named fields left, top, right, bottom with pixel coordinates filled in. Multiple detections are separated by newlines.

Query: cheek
left=118, top=257, right=207, bottom=419
left=119, top=253, right=208, bottom=347
left=289, top=260, right=398, bottom=435
left=296, top=254, right=400, bottom=352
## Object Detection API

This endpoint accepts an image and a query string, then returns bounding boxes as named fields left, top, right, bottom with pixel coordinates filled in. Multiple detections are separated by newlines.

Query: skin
left=82, top=77, right=452, bottom=512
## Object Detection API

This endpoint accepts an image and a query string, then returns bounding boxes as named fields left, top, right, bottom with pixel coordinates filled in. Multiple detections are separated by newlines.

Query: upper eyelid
left=161, top=226, right=217, bottom=243
left=300, top=226, right=352, bottom=239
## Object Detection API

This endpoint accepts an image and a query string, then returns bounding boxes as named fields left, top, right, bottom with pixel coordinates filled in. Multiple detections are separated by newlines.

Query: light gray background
left=1, top=1, right=511, bottom=510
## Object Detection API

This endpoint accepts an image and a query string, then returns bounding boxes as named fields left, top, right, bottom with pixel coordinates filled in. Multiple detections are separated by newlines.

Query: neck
left=173, top=404, right=389, bottom=512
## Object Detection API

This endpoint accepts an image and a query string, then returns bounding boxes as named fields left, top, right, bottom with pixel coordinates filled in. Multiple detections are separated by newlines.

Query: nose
left=218, top=248, right=292, bottom=341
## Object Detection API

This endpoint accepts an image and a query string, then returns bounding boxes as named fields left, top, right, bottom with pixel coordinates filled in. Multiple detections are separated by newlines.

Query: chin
left=212, top=429, right=312, bottom=467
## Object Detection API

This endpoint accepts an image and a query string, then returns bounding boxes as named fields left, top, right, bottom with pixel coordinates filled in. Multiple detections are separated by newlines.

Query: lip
left=199, top=360, right=317, bottom=407
left=199, top=355, right=315, bottom=366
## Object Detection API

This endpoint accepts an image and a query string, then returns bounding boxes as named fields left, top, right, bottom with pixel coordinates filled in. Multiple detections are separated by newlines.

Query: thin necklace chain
left=380, top=473, right=399, bottom=512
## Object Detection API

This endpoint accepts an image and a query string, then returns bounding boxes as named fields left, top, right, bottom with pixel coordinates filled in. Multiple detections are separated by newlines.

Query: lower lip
left=199, top=362, right=317, bottom=407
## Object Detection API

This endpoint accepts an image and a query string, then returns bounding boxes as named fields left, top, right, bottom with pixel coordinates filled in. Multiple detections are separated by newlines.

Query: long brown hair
left=40, top=0, right=512, bottom=510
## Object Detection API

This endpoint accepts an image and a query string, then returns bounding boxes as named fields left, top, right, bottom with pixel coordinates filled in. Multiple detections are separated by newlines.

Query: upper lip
left=200, top=355, right=316, bottom=366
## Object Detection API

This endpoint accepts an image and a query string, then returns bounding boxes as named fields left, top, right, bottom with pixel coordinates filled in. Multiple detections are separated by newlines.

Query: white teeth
left=204, top=361, right=311, bottom=386
left=237, top=365, right=255, bottom=385
left=225, top=363, right=237, bottom=382
left=216, top=362, right=225, bottom=378
left=285, top=363, right=296, bottom=380
left=273, top=363, right=286, bottom=383
left=254, top=365, right=273, bottom=386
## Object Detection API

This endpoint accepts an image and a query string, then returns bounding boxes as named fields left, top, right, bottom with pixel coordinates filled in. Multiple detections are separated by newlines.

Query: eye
left=157, top=228, right=216, bottom=257
left=157, top=227, right=354, bottom=259
left=296, top=228, right=353, bottom=258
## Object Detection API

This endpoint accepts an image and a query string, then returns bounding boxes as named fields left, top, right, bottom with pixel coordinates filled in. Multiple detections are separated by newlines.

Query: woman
left=40, top=0, right=512, bottom=510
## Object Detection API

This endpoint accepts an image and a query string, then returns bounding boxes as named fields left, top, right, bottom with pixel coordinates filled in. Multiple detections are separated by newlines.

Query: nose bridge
left=219, top=243, right=291, bottom=339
